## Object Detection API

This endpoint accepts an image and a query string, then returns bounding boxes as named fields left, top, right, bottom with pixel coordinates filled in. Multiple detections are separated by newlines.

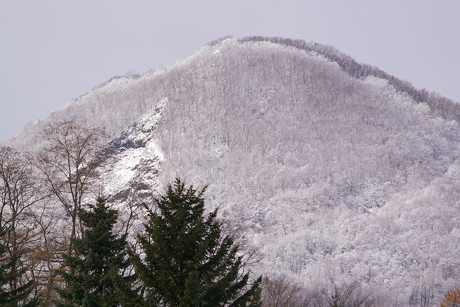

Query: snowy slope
left=7, top=37, right=460, bottom=305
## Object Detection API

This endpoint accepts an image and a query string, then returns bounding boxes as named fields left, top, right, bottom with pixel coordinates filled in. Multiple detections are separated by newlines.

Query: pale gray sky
left=1, top=0, right=459, bottom=144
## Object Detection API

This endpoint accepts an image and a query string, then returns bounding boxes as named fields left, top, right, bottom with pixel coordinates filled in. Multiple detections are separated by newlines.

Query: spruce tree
left=0, top=222, right=40, bottom=307
left=54, top=198, right=138, bottom=307
left=131, top=178, right=262, bottom=307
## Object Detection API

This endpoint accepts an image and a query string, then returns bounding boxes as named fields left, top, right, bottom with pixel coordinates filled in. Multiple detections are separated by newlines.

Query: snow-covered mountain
left=6, top=37, right=460, bottom=305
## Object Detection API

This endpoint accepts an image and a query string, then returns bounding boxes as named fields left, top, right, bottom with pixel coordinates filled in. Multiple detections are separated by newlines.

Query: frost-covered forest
left=3, top=37, right=460, bottom=306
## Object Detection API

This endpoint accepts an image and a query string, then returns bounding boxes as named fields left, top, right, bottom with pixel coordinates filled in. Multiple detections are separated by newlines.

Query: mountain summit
left=6, top=37, right=460, bottom=305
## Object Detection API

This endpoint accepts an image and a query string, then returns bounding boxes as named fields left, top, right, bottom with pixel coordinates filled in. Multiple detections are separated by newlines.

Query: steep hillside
left=6, top=37, right=460, bottom=305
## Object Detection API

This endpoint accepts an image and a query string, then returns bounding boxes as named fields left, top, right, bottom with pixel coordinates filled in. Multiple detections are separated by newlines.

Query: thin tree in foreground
left=131, top=178, right=262, bottom=307
left=54, top=198, right=138, bottom=307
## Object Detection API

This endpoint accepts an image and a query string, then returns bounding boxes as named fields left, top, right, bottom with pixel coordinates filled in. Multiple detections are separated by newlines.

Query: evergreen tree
left=131, top=178, right=262, bottom=307
left=0, top=221, right=40, bottom=307
left=54, top=198, right=138, bottom=307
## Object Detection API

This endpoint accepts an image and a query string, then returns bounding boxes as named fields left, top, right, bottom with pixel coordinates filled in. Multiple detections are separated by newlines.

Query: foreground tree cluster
left=52, top=179, right=261, bottom=307
left=1, top=121, right=261, bottom=306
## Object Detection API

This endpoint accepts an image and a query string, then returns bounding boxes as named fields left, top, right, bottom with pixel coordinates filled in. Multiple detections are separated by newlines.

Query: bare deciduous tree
left=261, top=276, right=377, bottom=307
left=322, top=280, right=375, bottom=307
left=36, top=119, right=107, bottom=257
left=262, top=275, right=306, bottom=307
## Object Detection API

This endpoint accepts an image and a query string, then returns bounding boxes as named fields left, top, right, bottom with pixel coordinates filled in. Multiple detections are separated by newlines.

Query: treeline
left=238, top=36, right=460, bottom=121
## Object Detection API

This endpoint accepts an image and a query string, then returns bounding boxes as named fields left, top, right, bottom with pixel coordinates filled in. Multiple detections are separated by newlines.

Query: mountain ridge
left=6, top=36, right=458, bottom=150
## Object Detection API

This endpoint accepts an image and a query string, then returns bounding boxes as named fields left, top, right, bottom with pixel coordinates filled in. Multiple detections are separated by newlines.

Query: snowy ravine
left=6, top=37, right=460, bottom=306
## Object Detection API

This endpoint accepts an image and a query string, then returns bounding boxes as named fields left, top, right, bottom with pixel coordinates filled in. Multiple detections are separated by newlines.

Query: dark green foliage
left=131, top=178, right=262, bottom=307
left=54, top=198, right=138, bottom=307
left=0, top=222, right=39, bottom=307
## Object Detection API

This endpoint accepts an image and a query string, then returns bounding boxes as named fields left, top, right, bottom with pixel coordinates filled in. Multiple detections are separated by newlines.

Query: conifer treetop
left=132, top=178, right=262, bottom=307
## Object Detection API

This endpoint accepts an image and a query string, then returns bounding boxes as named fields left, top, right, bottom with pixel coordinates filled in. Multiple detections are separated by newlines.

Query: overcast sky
left=1, top=0, right=459, bottom=144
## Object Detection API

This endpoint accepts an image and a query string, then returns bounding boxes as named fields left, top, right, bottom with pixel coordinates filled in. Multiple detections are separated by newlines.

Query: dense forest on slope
left=4, top=37, right=460, bottom=306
